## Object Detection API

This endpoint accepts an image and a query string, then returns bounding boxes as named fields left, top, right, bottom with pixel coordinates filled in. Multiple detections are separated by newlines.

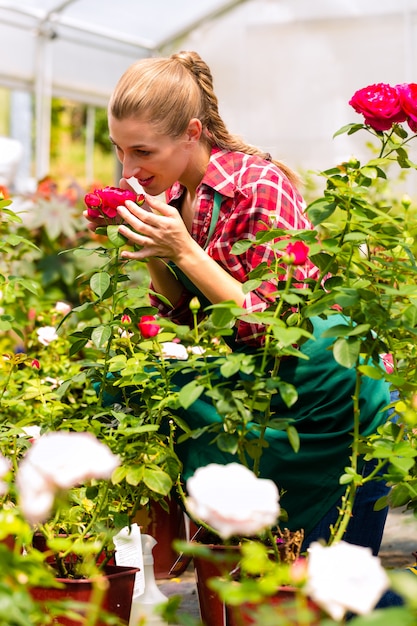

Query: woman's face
left=108, top=114, right=197, bottom=196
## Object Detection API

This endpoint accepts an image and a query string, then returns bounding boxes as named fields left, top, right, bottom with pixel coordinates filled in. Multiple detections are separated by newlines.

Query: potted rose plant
left=0, top=429, right=140, bottom=626
left=162, top=462, right=417, bottom=626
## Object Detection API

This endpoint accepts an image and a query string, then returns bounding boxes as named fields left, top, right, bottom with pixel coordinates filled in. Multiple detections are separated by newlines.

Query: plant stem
left=329, top=365, right=362, bottom=544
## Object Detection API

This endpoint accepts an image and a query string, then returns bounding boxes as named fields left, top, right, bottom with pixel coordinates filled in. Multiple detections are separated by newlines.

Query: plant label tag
left=113, top=523, right=145, bottom=596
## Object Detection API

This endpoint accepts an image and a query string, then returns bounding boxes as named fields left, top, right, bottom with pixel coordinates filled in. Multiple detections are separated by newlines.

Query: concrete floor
left=379, top=506, right=417, bottom=569
left=156, top=507, right=417, bottom=623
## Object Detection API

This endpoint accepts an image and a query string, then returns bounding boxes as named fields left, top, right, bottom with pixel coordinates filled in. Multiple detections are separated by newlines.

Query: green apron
left=173, top=315, right=390, bottom=536
left=168, top=192, right=391, bottom=535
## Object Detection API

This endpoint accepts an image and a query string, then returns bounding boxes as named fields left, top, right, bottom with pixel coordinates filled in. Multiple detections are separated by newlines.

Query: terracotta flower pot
left=226, top=587, right=322, bottom=626
left=192, top=529, right=307, bottom=626
left=193, top=544, right=240, bottom=626
left=30, top=564, right=139, bottom=626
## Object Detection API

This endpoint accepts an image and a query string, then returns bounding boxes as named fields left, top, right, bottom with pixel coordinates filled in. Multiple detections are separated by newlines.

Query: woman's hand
left=117, top=194, right=192, bottom=262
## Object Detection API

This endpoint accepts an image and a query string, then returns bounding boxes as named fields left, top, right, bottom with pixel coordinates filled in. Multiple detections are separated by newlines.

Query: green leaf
left=333, top=123, right=364, bottom=137
left=278, top=381, right=298, bottom=408
left=179, top=381, right=205, bottom=409
left=107, top=224, right=129, bottom=247
left=357, top=364, right=383, bottom=380
left=216, top=433, right=238, bottom=454
left=112, top=466, right=127, bottom=485
left=390, top=456, right=415, bottom=473
left=69, top=338, right=88, bottom=356
left=286, top=425, right=300, bottom=453
left=143, top=468, right=173, bottom=495
left=332, top=337, right=361, bottom=368
left=219, top=361, right=240, bottom=378
left=90, top=271, right=111, bottom=298
left=309, top=252, right=339, bottom=274
left=306, top=198, right=336, bottom=225
left=243, top=279, right=263, bottom=294
left=91, top=324, right=112, bottom=349
left=231, top=239, right=254, bottom=255
left=209, top=304, right=237, bottom=329
left=125, top=465, right=145, bottom=486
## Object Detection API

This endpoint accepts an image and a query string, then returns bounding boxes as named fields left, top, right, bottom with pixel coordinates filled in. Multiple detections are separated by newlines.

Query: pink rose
left=396, top=83, right=417, bottom=132
left=84, top=186, right=145, bottom=219
left=349, top=83, right=406, bottom=131
left=284, top=241, right=310, bottom=266
left=138, top=315, right=160, bottom=338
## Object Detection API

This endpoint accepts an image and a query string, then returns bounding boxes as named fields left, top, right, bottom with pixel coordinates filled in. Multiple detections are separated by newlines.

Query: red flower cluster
left=84, top=186, right=145, bottom=219
left=138, top=315, right=160, bottom=338
left=349, top=83, right=417, bottom=132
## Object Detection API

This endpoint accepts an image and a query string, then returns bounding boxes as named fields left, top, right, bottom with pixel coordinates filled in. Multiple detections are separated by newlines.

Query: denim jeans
left=301, top=459, right=390, bottom=556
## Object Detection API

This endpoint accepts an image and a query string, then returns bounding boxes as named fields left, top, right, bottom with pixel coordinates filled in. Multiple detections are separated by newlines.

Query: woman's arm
left=117, top=195, right=246, bottom=307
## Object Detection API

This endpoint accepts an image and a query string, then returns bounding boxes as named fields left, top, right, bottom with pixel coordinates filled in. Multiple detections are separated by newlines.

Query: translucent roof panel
left=0, top=0, right=247, bottom=104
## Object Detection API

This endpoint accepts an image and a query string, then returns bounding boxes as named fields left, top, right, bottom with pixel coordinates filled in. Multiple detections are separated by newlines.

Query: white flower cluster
left=186, top=463, right=390, bottom=620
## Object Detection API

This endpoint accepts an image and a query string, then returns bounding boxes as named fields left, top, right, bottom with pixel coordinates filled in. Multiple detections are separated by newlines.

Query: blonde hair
left=109, top=50, right=299, bottom=186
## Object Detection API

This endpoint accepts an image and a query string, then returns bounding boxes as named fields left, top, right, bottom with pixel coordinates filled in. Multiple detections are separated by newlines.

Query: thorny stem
left=329, top=364, right=362, bottom=544
left=265, top=527, right=281, bottom=563
left=251, top=262, right=295, bottom=477
left=97, top=247, right=123, bottom=407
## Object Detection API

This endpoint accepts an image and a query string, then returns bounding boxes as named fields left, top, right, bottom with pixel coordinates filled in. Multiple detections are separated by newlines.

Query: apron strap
left=204, top=191, right=222, bottom=249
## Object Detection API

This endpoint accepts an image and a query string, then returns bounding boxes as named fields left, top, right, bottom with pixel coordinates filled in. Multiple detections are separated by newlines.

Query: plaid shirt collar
left=167, top=146, right=237, bottom=202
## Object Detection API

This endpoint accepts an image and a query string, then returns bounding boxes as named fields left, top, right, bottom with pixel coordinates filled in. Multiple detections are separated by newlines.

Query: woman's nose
left=121, top=155, right=140, bottom=180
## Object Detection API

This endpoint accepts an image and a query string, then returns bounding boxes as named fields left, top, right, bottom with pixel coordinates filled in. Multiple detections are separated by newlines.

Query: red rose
left=396, top=83, right=417, bottom=132
left=138, top=315, right=160, bottom=338
left=284, top=241, right=310, bottom=266
left=349, top=83, right=406, bottom=131
left=84, top=187, right=145, bottom=219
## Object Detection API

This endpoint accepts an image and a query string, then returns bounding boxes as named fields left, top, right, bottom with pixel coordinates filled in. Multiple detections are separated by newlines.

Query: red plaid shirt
left=150, top=147, right=318, bottom=345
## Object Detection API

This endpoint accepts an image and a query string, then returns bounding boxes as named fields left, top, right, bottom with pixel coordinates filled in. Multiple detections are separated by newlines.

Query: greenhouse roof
left=0, top=0, right=248, bottom=105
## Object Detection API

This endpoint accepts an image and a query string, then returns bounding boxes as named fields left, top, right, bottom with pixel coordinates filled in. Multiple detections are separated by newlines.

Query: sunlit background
left=0, top=0, right=416, bottom=194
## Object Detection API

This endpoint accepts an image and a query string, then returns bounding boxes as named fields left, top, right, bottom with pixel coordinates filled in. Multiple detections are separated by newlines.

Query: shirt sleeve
left=149, top=285, right=194, bottom=326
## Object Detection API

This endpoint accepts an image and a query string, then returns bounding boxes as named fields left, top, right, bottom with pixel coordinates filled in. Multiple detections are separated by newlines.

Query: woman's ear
left=186, top=118, right=203, bottom=143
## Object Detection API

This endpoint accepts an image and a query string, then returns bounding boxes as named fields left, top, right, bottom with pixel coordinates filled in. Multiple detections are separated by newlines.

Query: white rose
left=160, top=342, right=189, bottom=360
left=43, top=377, right=63, bottom=389
left=17, top=462, right=55, bottom=524
left=188, top=346, right=205, bottom=356
left=186, top=463, right=280, bottom=539
left=36, top=326, right=59, bottom=346
left=306, top=541, right=390, bottom=620
left=21, top=425, right=42, bottom=441
left=54, top=301, right=72, bottom=315
left=17, top=432, right=120, bottom=524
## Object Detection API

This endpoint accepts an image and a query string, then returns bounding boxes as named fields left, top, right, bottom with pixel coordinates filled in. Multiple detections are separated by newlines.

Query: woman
left=85, top=51, right=390, bottom=554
